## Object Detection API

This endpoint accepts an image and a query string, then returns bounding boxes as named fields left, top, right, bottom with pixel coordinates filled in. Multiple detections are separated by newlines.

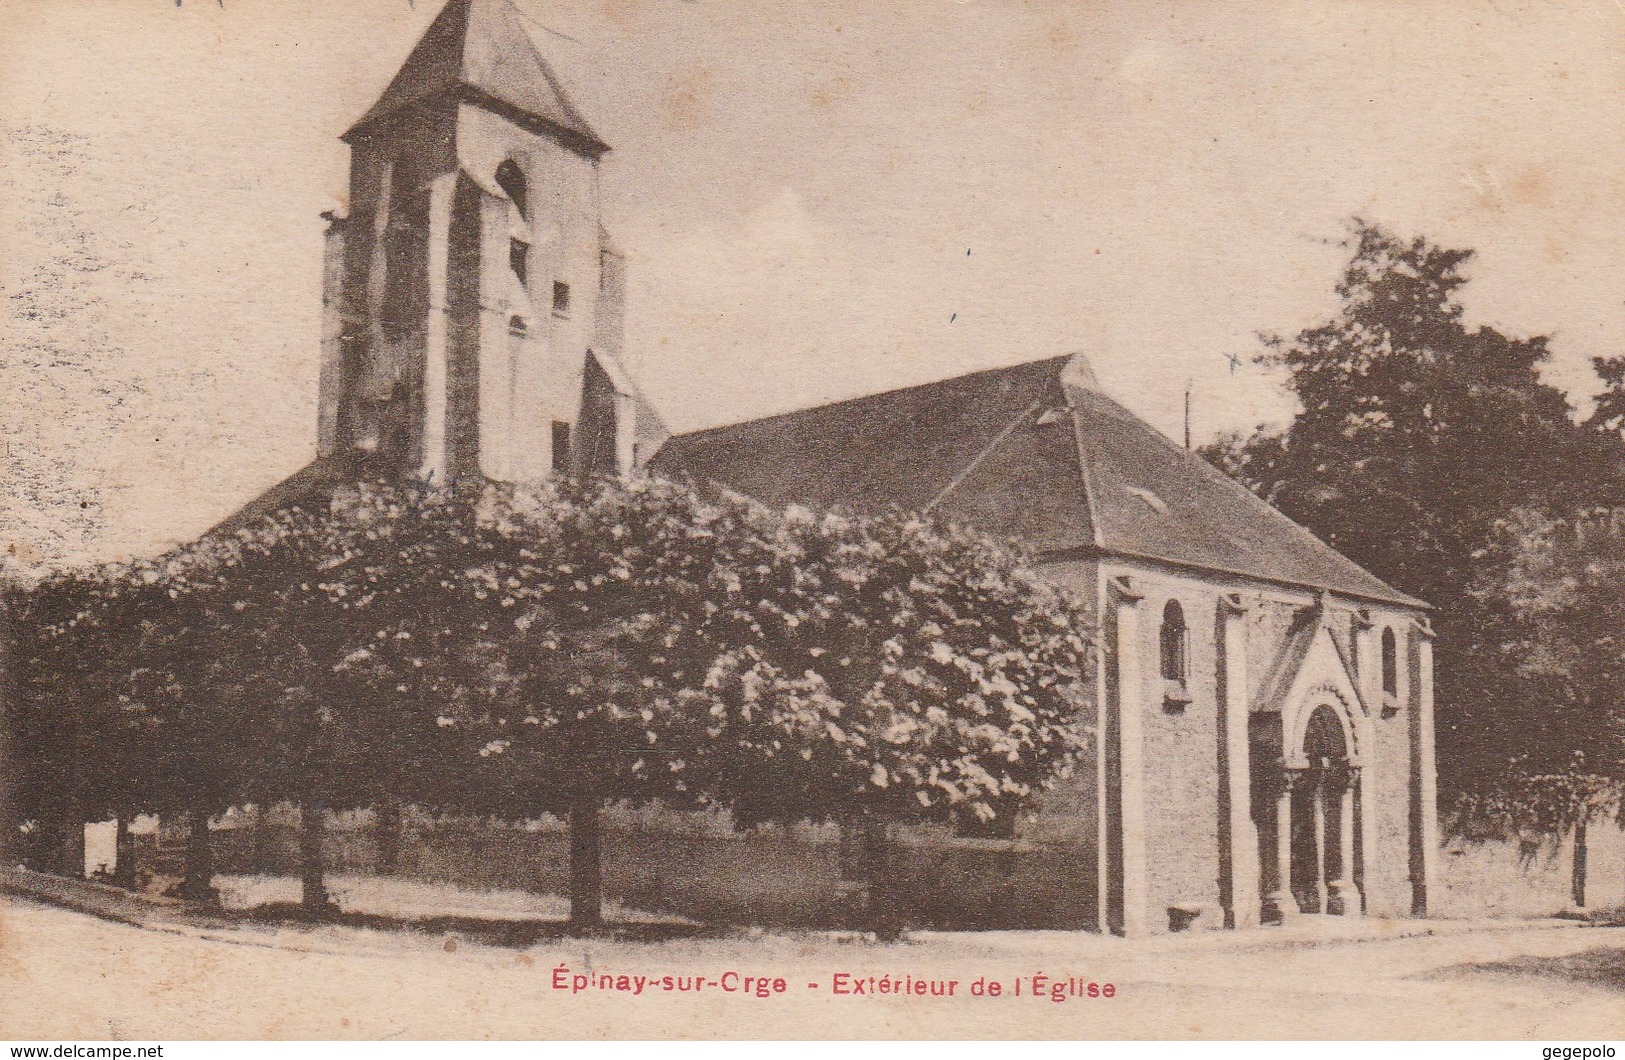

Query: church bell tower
left=316, top=0, right=640, bottom=486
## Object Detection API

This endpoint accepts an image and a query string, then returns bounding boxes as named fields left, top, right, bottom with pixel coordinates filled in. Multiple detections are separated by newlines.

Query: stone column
left=1263, top=766, right=1299, bottom=924
left=1310, top=773, right=1328, bottom=913
left=1409, top=620, right=1440, bottom=916
left=417, top=171, right=459, bottom=486
left=1327, top=769, right=1361, bottom=915
left=363, top=162, right=394, bottom=380
left=1094, top=620, right=1113, bottom=937
left=345, top=160, right=395, bottom=456
left=1217, top=594, right=1258, bottom=928
left=1109, top=577, right=1148, bottom=938
left=1352, top=612, right=1379, bottom=913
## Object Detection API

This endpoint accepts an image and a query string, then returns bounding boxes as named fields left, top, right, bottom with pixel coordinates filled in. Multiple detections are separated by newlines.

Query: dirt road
left=1, top=897, right=1619, bottom=1039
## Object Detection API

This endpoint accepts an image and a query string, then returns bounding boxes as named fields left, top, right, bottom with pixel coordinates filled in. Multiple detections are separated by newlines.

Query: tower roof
left=345, top=0, right=607, bottom=156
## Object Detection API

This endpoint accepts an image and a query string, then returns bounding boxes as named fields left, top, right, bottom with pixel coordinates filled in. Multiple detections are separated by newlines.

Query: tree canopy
left=5, top=473, right=1094, bottom=927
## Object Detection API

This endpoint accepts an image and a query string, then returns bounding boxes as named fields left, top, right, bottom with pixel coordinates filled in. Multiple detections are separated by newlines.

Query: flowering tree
left=6, top=473, right=1094, bottom=934
left=454, top=479, right=1095, bottom=931
left=6, top=482, right=489, bottom=908
left=678, top=500, right=1094, bottom=932
left=434, top=479, right=736, bottom=928
left=207, top=483, right=502, bottom=911
left=5, top=567, right=136, bottom=877
left=7, top=537, right=254, bottom=896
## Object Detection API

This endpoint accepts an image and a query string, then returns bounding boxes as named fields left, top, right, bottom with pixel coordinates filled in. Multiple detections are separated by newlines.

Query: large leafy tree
left=6, top=567, right=138, bottom=876
left=204, top=482, right=505, bottom=911
left=441, top=477, right=1095, bottom=932
left=5, top=481, right=487, bottom=907
left=686, top=502, right=1091, bottom=826
left=1204, top=219, right=1625, bottom=811
left=686, top=500, right=1094, bottom=933
left=440, top=478, right=771, bottom=929
left=7, top=538, right=252, bottom=894
left=1462, top=507, right=1625, bottom=907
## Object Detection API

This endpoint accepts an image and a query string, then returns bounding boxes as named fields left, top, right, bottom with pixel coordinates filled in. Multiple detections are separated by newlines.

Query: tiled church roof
left=648, top=354, right=1426, bottom=610
left=345, top=0, right=607, bottom=155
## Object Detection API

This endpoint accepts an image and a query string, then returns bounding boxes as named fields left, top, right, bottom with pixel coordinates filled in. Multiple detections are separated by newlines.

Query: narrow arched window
left=495, top=159, right=528, bottom=221
left=1160, top=600, right=1188, bottom=684
left=497, top=161, right=531, bottom=290
left=1381, top=627, right=1398, bottom=698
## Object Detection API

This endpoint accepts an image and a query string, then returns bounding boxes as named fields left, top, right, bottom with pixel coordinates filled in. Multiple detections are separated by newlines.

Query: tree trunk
left=55, top=797, right=86, bottom=879
left=376, top=798, right=402, bottom=876
left=23, top=814, right=62, bottom=874
left=299, top=798, right=332, bottom=916
left=180, top=806, right=217, bottom=905
left=0, top=595, right=17, bottom=871
left=1571, top=815, right=1589, bottom=910
left=57, top=697, right=87, bottom=878
left=251, top=803, right=276, bottom=874
left=860, top=815, right=903, bottom=940
left=112, top=814, right=136, bottom=888
left=568, top=789, right=603, bottom=930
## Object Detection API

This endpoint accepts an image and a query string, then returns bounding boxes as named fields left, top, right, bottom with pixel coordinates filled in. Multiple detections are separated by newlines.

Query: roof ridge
left=922, top=400, right=1044, bottom=515
left=1066, top=398, right=1109, bottom=553
left=668, top=354, right=1074, bottom=444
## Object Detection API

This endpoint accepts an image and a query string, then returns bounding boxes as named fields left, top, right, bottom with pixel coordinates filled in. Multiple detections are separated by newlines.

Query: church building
left=289, top=0, right=1440, bottom=936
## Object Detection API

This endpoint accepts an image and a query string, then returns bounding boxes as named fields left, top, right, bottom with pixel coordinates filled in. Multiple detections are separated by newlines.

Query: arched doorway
left=1260, top=698, right=1363, bottom=922
left=1289, top=706, right=1354, bottom=913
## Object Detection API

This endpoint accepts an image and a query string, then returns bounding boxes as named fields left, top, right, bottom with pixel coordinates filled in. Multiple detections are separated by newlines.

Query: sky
left=2, top=0, right=1623, bottom=571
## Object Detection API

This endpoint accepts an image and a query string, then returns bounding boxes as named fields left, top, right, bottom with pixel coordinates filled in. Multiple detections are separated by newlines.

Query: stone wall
left=1136, top=577, right=1223, bottom=930
left=117, top=809, right=1621, bottom=928
left=173, top=811, right=1099, bottom=929
left=1436, top=821, right=1625, bottom=918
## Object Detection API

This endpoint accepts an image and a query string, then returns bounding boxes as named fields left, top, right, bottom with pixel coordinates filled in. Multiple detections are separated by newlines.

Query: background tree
left=1203, top=219, right=1625, bottom=816
left=1584, top=355, right=1625, bottom=438
left=1461, top=507, right=1625, bottom=907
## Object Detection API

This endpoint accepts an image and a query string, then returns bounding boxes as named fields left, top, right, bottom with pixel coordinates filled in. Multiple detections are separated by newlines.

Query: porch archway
left=1289, top=705, right=1358, bottom=913
left=1262, top=695, right=1364, bottom=922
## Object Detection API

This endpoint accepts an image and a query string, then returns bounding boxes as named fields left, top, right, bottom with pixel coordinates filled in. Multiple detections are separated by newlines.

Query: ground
left=1, top=891, right=1621, bottom=1040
